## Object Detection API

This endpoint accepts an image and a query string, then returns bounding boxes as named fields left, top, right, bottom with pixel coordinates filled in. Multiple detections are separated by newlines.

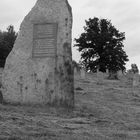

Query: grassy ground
left=0, top=73, right=140, bottom=139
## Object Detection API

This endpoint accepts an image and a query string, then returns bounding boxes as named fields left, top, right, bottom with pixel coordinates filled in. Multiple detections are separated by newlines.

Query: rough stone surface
left=0, top=90, right=3, bottom=104
left=97, top=69, right=104, bottom=80
left=0, top=68, right=3, bottom=82
left=133, top=73, right=139, bottom=87
left=2, top=0, right=74, bottom=107
left=117, top=70, right=123, bottom=77
left=80, top=68, right=86, bottom=79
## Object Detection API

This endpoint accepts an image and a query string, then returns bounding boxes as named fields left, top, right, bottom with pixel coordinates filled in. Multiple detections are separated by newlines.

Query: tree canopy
left=127, top=64, right=139, bottom=74
left=0, top=25, right=17, bottom=67
left=74, top=17, right=129, bottom=73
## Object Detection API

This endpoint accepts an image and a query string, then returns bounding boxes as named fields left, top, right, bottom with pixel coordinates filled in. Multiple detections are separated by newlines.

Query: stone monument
left=80, top=68, right=86, bottom=79
left=97, top=69, right=104, bottom=80
left=133, top=73, right=139, bottom=87
left=117, top=70, right=123, bottom=77
left=2, top=0, right=74, bottom=107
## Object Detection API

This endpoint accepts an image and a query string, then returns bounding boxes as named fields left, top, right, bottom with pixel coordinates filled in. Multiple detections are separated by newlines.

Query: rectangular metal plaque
left=33, top=23, right=57, bottom=58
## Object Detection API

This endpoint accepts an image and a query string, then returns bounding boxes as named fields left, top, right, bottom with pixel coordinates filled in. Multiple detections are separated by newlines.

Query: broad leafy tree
left=74, top=17, right=129, bottom=78
left=128, top=64, right=139, bottom=74
left=0, top=25, right=17, bottom=67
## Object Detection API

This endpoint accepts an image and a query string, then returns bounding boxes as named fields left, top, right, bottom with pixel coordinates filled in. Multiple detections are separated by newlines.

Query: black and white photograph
left=0, top=0, right=140, bottom=139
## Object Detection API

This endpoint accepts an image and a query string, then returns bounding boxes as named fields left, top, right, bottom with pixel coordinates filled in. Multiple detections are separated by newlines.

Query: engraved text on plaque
left=33, top=23, right=57, bottom=58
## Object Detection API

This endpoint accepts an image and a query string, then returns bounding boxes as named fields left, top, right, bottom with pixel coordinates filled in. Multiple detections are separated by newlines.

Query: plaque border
left=32, top=22, right=58, bottom=58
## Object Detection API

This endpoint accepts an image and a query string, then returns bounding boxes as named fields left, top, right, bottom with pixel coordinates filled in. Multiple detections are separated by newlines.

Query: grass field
left=0, top=73, right=140, bottom=140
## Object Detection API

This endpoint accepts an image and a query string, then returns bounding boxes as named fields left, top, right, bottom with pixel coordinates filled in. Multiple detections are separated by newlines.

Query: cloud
left=70, top=0, right=140, bottom=62
left=0, top=0, right=36, bottom=31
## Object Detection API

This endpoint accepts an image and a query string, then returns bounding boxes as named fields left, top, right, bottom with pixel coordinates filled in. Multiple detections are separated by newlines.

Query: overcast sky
left=0, top=0, right=140, bottom=69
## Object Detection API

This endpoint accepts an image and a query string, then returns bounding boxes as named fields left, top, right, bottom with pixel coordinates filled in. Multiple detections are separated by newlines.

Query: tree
left=0, top=25, right=17, bottom=67
left=74, top=17, right=129, bottom=79
left=127, top=64, right=139, bottom=74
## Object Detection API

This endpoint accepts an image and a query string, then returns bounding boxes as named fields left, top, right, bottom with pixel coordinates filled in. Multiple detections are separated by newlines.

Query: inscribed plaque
left=33, top=23, right=57, bottom=58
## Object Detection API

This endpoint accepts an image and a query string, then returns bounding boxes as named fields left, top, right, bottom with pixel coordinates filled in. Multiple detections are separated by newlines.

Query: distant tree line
left=0, top=25, right=17, bottom=67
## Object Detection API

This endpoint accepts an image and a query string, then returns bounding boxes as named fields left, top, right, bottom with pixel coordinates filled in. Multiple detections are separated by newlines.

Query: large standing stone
left=2, top=0, right=74, bottom=107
